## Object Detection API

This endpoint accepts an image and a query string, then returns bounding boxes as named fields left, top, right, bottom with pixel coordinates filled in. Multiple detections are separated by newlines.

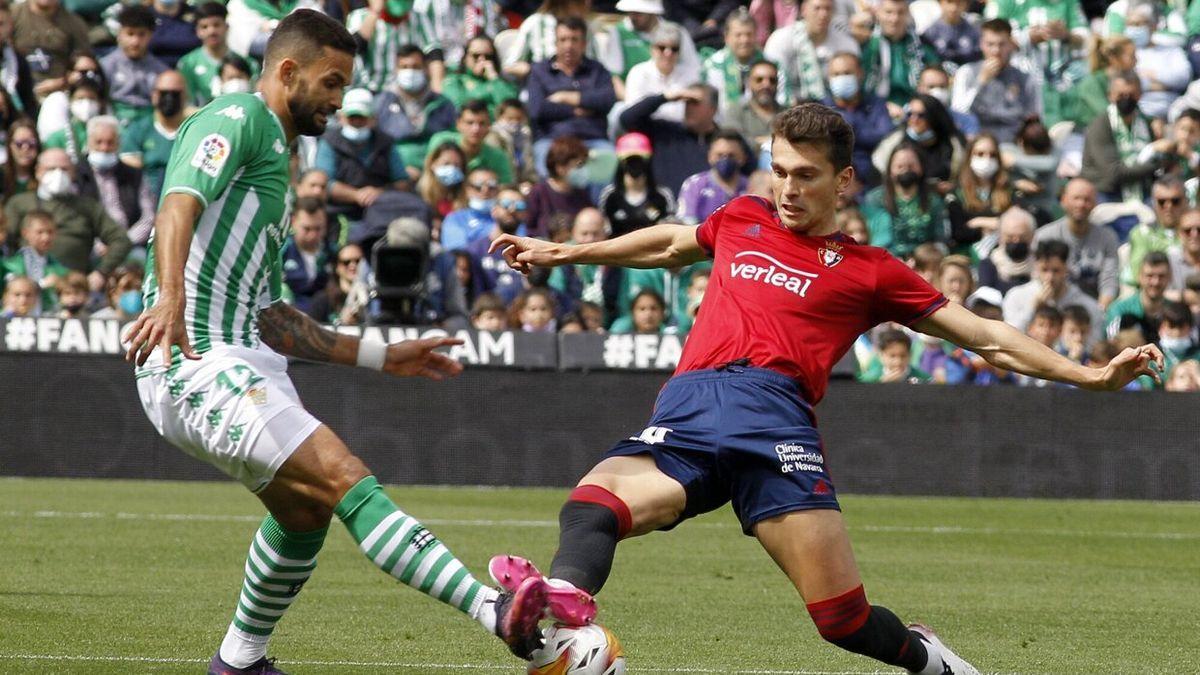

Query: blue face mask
left=567, top=166, right=590, bottom=188
left=714, top=156, right=740, bottom=180
left=469, top=197, right=496, bottom=212
left=1127, top=25, right=1151, bottom=49
left=829, top=74, right=860, bottom=100
left=434, top=164, right=464, bottom=187
left=906, top=127, right=935, bottom=143
left=119, top=290, right=144, bottom=315
left=341, top=124, right=371, bottom=143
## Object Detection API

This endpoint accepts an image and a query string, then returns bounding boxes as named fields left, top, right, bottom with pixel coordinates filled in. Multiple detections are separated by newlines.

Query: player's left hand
left=382, top=337, right=464, bottom=380
left=1094, top=344, right=1164, bottom=390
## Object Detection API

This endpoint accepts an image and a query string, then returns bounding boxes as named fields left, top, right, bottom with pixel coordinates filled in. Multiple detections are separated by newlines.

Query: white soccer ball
left=527, top=623, right=627, bottom=675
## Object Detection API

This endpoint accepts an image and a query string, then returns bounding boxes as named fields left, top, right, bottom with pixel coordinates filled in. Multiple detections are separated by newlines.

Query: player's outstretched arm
left=257, top=302, right=464, bottom=380
left=913, top=302, right=1164, bottom=391
left=489, top=223, right=707, bottom=273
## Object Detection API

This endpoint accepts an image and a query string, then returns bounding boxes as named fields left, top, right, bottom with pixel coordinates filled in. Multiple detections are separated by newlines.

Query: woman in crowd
left=598, top=132, right=675, bottom=237
left=442, top=36, right=519, bottom=116
left=1070, top=35, right=1135, bottom=129
left=527, top=135, right=592, bottom=239
left=36, top=51, right=105, bottom=142
left=417, top=142, right=468, bottom=237
left=872, top=94, right=964, bottom=196
left=862, top=142, right=947, bottom=258
left=1008, top=116, right=1062, bottom=224
left=308, top=244, right=370, bottom=326
left=3, top=120, right=40, bottom=200
left=946, top=133, right=1013, bottom=256
left=43, top=77, right=106, bottom=164
left=610, top=288, right=667, bottom=334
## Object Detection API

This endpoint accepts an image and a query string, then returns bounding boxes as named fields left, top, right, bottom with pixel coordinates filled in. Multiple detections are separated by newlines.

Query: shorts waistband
left=670, top=363, right=807, bottom=398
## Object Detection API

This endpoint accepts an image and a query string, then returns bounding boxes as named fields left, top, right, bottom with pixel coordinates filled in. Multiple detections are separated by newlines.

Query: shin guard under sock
left=548, top=485, right=632, bottom=595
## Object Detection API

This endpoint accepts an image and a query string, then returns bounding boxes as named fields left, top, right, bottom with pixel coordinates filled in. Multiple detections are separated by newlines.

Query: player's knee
left=806, top=585, right=871, bottom=644
left=272, top=496, right=335, bottom=531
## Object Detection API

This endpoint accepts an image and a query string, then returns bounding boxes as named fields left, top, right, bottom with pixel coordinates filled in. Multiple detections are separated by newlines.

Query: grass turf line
left=0, top=478, right=1197, bottom=674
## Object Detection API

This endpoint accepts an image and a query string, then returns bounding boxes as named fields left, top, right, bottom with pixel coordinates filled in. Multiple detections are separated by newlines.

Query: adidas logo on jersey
left=729, top=251, right=818, bottom=298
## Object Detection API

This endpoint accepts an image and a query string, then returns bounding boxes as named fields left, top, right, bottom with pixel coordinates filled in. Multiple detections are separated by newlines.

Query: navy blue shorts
left=605, top=364, right=840, bottom=535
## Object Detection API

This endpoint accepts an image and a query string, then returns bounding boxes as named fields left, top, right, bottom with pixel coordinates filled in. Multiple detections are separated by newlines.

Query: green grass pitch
left=1, top=477, right=1197, bottom=674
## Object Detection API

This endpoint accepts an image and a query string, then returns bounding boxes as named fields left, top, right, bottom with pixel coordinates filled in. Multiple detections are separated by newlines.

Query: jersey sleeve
left=694, top=199, right=732, bottom=256
left=868, top=250, right=948, bottom=326
left=160, top=101, right=256, bottom=208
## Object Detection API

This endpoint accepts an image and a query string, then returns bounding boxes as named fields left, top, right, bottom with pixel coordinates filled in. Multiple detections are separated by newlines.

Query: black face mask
left=1005, top=241, right=1030, bottom=261
left=156, top=90, right=182, bottom=117
left=896, top=171, right=921, bottom=188
left=1115, top=96, right=1140, bottom=116
left=623, top=156, right=648, bottom=179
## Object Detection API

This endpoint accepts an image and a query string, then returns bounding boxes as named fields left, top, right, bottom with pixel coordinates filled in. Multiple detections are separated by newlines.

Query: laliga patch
left=818, top=245, right=843, bottom=268
left=191, top=133, right=231, bottom=178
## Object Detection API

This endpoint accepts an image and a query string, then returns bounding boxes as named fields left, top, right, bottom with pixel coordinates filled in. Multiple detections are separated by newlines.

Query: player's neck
left=261, top=81, right=298, bottom=143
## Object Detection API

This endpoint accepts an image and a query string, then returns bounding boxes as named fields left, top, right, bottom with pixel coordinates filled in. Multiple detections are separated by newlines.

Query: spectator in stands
left=1158, top=299, right=1199, bottom=370
left=6, top=148, right=130, bottom=292
left=282, top=197, right=333, bottom=313
left=619, top=82, right=720, bottom=195
left=1008, top=117, right=1061, bottom=224
left=600, top=0, right=698, bottom=99
left=0, top=275, right=36, bottom=317
left=1124, top=177, right=1186, bottom=286
left=862, top=142, right=947, bottom=258
left=295, top=168, right=329, bottom=202
left=119, top=69, right=187, bottom=199
left=946, top=133, right=1011, bottom=252
left=979, top=206, right=1036, bottom=295
left=747, top=0, right=798, bottom=46
left=503, top=0, right=592, bottom=81
left=216, top=53, right=254, bottom=97
left=102, top=5, right=167, bottom=127
left=599, top=131, right=675, bottom=237
left=1162, top=110, right=1200, bottom=184
left=1106, top=251, right=1172, bottom=341
left=43, top=77, right=104, bottom=165
left=611, top=288, right=667, bottom=334
left=342, top=0, right=439, bottom=92
left=724, top=60, right=781, bottom=152
left=665, top=0, right=738, bottom=51
left=308, top=243, right=368, bottom=326
left=614, top=233, right=711, bottom=332
left=1081, top=71, right=1167, bottom=205
left=677, top=129, right=747, bottom=225
left=0, top=0, right=35, bottom=116
left=702, top=9, right=763, bottom=116
left=373, top=44, right=456, bottom=177
left=910, top=242, right=944, bottom=285
left=54, top=270, right=88, bottom=319
left=1032, top=178, right=1119, bottom=306
left=527, top=135, right=592, bottom=239
left=509, top=286, right=558, bottom=332
left=470, top=291, right=508, bottom=331
left=178, top=2, right=235, bottom=107
left=427, top=99, right=514, bottom=184
left=1004, top=239, right=1104, bottom=341
left=847, top=11, right=874, bottom=48
left=1128, top=3, right=1189, bottom=121
left=76, top=115, right=154, bottom=248
left=11, top=0, right=90, bottom=99
left=1057, top=304, right=1092, bottom=363
left=148, top=0, right=202, bottom=68
left=626, top=22, right=696, bottom=125
left=35, top=52, right=102, bottom=143
left=916, top=64, right=978, bottom=137
left=1026, top=305, right=1064, bottom=350
left=1070, top=35, right=1135, bottom=130
left=764, top=0, right=856, bottom=105
left=317, top=88, right=408, bottom=223
left=2, top=209, right=68, bottom=313
left=937, top=254, right=974, bottom=306
left=3, top=119, right=39, bottom=198
left=91, top=265, right=144, bottom=320
left=858, top=329, right=930, bottom=383
left=441, top=166, right=500, bottom=250
left=920, top=0, right=981, bottom=75
left=950, top=19, right=1039, bottom=144
left=837, top=207, right=868, bottom=244
left=417, top=141, right=467, bottom=228
left=826, top=51, right=892, bottom=189
left=548, top=207, right=613, bottom=314
left=442, top=36, right=519, bottom=117
left=1168, top=209, right=1200, bottom=291
left=1165, top=358, right=1200, bottom=391
left=985, top=0, right=1088, bottom=127
left=861, top=0, right=938, bottom=107
left=527, top=17, right=616, bottom=176
left=487, top=99, right=537, bottom=187
left=871, top=94, right=963, bottom=196
left=465, top=185, right=527, bottom=298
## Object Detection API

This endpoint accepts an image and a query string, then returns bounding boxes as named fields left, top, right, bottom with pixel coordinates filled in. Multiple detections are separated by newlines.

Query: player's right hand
left=488, top=234, right=566, bottom=274
left=123, top=300, right=201, bottom=367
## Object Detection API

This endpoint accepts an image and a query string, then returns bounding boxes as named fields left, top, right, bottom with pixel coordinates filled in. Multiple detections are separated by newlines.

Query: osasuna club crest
left=818, top=246, right=843, bottom=268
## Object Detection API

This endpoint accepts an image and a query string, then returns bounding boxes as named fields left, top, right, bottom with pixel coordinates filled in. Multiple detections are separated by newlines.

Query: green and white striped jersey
left=139, top=92, right=292, bottom=371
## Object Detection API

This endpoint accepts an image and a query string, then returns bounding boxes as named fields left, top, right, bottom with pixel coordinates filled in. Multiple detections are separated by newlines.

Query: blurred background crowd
left=0, top=0, right=1198, bottom=390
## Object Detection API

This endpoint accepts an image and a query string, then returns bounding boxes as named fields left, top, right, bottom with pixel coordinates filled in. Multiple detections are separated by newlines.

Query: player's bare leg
left=754, top=510, right=978, bottom=675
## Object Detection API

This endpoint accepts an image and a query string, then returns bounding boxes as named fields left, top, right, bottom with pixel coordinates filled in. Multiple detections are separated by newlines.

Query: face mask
left=714, top=156, right=739, bottom=180
left=62, top=300, right=86, bottom=313
left=70, top=98, right=99, bottom=122
left=119, top=290, right=144, bottom=315
left=895, top=170, right=921, bottom=188
left=1115, top=96, right=1140, bottom=116
left=341, top=124, right=371, bottom=143
left=395, top=68, right=427, bottom=93
left=469, top=197, right=495, bottom=212
left=1005, top=241, right=1030, bottom=261
left=567, top=166, right=590, bottom=188
left=906, top=127, right=935, bottom=143
left=927, top=87, right=950, bottom=106
left=496, top=121, right=522, bottom=136
left=971, top=156, right=999, bottom=180
left=434, top=164, right=463, bottom=187
left=221, top=78, right=251, bottom=95
left=1160, top=335, right=1192, bottom=353
left=623, top=155, right=648, bottom=179
left=1127, top=26, right=1151, bottom=49
left=828, top=74, right=859, bottom=100
left=88, top=151, right=118, bottom=171
left=156, top=90, right=182, bottom=117
left=37, top=168, right=74, bottom=200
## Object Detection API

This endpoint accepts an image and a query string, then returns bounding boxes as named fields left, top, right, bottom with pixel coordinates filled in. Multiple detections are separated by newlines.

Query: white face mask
left=341, top=124, right=371, bottom=143
left=220, top=78, right=251, bottom=95
left=70, top=98, right=100, bottom=122
left=88, top=151, right=118, bottom=171
left=37, top=168, right=75, bottom=200
left=395, top=68, right=427, bottom=94
left=971, top=156, right=999, bottom=180
left=927, top=87, right=950, bottom=106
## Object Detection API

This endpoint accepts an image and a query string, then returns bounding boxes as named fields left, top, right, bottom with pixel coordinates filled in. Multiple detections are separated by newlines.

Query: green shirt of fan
left=1, top=251, right=71, bottom=310
left=1123, top=224, right=1177, bottom=287
left=612, top=21, right=651, bottom=80
left=121, top=116, right=180, bottom=199
left=614, top=262, right=712, bottom=335
left=440, top=70, right=519, bottom=117
left=178, top=47, right=260, bottom=108
left=43, top=119, right=87, bottom=161
left=425, top=130, right=513, bottom=184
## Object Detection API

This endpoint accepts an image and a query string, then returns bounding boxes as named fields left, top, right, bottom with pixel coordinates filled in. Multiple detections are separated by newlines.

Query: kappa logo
left=630, top=426, right=672, bottom=445
left=273, top=138, right=286, bottom=154
left=729, top=251, right=818, bottom=297
left=216, top=104, right=245, bottom=121
left=190, top=133, right=230, bottom=178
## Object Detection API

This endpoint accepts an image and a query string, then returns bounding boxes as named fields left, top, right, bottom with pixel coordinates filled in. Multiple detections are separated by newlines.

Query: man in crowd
left=441, top=167, right=501, bottom=251
left=119, top=69, right=187, bottom=199
left=677, top=130, right=748, bottom=225
left=1107, top=252, right=1173, bottom=342
left=1032, top=178, right=1119, bottom=307
left=601, top=0, right=699, bottom=97
left=619, top=83, right=722, bottom=194
left=950, top=19, right=1039, bottom=144
left=1003, top=239, right=1104, bottom=342
left=1124, top=177, right=1186, bottom=286
left=76, top=115, right=156, bottom=248
left=826, top=51, right=891, bottom=187
left=861, top=0, right=938, bottom=107
left=724, top=60, right=782, bottom=151
left=427, top=100, right=515, bottom=184
left=102, top=4, right=168, bottom=126
left=764, top=0, right=858, bottom=104
left=1168, top=208, right=1200, bottom=291
left=373, top=44, right=457, bottom=176
left=282, top=197, right=334, bottom=313
left=316, top=88, right=408, bottom=223
left=11, top=0, right=89, bottom=99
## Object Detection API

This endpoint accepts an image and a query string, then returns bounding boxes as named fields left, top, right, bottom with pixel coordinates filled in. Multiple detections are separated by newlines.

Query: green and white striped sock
left=335, top=476, right=499, bottom=630
left=219, top=516, right=327, bottom=668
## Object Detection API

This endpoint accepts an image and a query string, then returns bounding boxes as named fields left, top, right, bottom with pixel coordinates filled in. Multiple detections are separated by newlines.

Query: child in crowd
left=470, top=292, right=507, bottom=332
left=1, top=276, right=38, bottom=318
left=509, top=287, right=557, bottom=333
left=859, top=329, right=931, bottom=383
left=56, top=272, right=91, bottom=319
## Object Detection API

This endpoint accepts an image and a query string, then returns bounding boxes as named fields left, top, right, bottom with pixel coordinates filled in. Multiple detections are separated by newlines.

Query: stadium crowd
left=0, top=0, right=1199, bottom=390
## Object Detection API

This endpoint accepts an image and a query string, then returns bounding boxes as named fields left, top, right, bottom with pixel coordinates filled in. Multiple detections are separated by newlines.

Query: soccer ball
left=527, top=623, right=626, bottom=675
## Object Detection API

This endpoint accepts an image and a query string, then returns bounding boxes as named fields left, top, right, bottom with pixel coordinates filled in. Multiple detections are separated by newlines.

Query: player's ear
left=835, top=165, right=855, bottom=195
left=278, top=57, right=299, bottom=88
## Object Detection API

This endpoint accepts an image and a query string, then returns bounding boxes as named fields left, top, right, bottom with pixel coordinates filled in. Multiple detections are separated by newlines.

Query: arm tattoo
left=257, top=302, right=339, bottom=363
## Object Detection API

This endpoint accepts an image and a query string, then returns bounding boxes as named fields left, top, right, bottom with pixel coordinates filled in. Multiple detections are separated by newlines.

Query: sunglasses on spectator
left=1181, top=227, right=1200, bottom=235
left=906, top=109, right=927, bottom=119
left=338, top=257, right=362, bottom=265
left=470, top=180, right=499, bottom=190
left=500, top=198, right=527, bottom=211
left=468, top=51, right=495, bottom=59
left=1157, top=197, right=1184, bottom=206
left=654, top=44, right=679, bottom=53
left=11, top=139, right=36, bottom=149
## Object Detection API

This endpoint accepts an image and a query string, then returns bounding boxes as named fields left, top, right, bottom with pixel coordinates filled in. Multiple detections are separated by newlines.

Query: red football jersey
left=680, top=195, right=948, bottom=404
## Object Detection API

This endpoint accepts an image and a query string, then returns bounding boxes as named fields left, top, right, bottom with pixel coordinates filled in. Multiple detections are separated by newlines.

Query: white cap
left=966, top=286, right=1004, bottom=310
left=615, top=0, right=664, bottom=15
left=342, top=88, right=374, bottom=117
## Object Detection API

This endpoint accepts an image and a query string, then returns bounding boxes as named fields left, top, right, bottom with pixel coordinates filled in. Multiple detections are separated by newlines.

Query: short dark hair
left=1143, top=250, right=1171, bottom=270
left=545, top=135, right=588, bottom=177
left=876, top=328, right=911, bottom=351
left=1032, top=304, right=1064, bottom=325
left=194, top=2, right=227, bottom=21
left=458, top=99, right=491, bottom=119
left=221, top=52, right=253, bottom=78
left=294, top=196, right=326, bottom=216
left=21, top=209, right=54, bottom=229
left=749, top=59, right=778, bottom=75
left=980, top=18, right=1013, bottom=35
left=1162, top=300, right=1193, bottom=327
left=118, top=4, right=156, bottom=30
left=631, top=288, right=666, bottom=310
left=1062, top=304, right=1092, bottom=327
left=557, top=15, right=588, bottom=38
left=711, top=129, right=748, bottom=154
left=1111, top=69, right=1141, bottom=89
left=471, top=292, right=506, bottom=317
left=771, top=102, right=854, bottom=172
left=397, top=44, right=426, bottom=61
left=264, top=9, right=356, bottom=71
left=496, top=98, right=525, bottom=117
left=1035, top=239, right=1070, bottom=263
left=1178, top=108, right=1200, bottom=126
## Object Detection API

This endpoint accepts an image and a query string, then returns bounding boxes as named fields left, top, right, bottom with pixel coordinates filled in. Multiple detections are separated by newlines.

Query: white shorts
left=136, top=344, right=322, bottom=492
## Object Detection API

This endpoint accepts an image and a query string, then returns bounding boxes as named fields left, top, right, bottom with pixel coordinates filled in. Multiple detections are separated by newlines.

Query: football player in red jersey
left=488, top=103, right=1163, bottom=674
